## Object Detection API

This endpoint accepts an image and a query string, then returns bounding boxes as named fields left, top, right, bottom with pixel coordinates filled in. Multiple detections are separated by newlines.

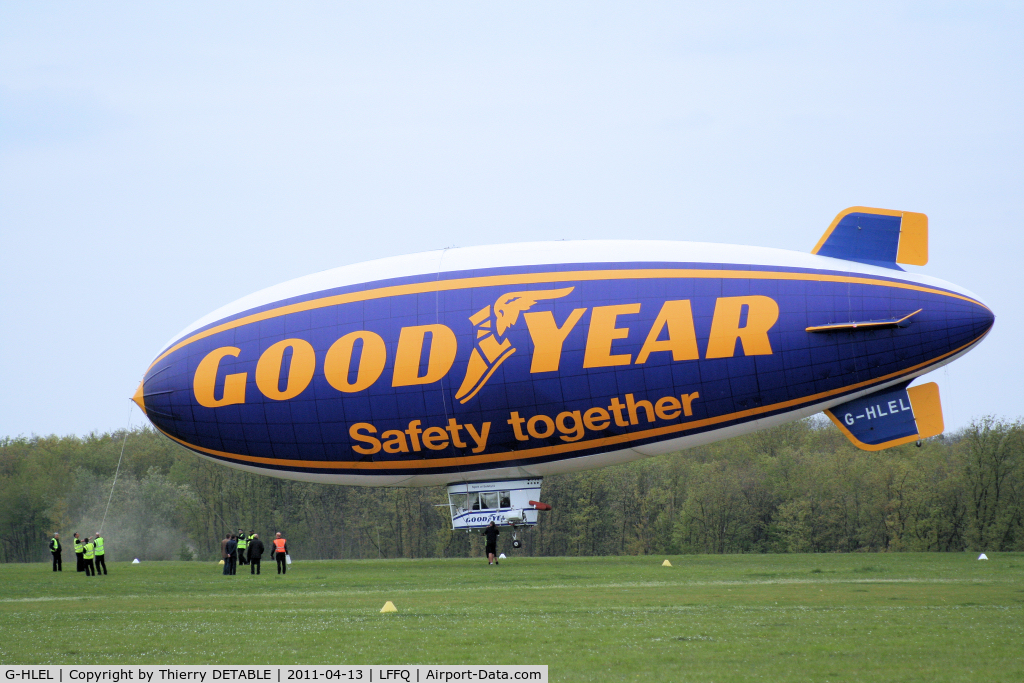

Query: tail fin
left=825, top=382, right=944, bottom=450
left=812, top=207, right=928, bottom=269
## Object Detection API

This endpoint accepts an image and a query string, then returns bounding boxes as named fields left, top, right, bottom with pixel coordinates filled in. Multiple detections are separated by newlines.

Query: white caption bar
left=0, top=667, right=547, bottom=683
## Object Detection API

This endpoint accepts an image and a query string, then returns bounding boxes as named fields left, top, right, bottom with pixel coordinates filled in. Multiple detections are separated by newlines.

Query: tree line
left=1, top=416, right=1022, bottom=563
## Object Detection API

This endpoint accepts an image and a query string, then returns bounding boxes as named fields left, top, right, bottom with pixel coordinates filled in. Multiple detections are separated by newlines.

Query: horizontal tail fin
left=812, top=207, right=928, bottom=269
left=806, top=309, right=921, bottom=333
left=825, top=382, right=944, bottom=450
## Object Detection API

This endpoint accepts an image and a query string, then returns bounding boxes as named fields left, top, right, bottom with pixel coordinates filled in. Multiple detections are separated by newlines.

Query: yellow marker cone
left=662, top=559, right=672, bottom=567
left=380, top=601, right=398, bottom=613
left=218, top=560, right=225, bottom=565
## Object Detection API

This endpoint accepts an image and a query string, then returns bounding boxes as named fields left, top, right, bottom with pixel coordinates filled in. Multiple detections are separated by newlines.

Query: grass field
left=1, top=553, right=1022, bottom=682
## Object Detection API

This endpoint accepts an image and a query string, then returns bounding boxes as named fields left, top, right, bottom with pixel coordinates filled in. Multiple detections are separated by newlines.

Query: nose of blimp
left=889, top=280, right=994, bottom=376
left=132, top=379, right=147, bottom=416
left=967, top=287, right=994, bottom=334
left=980, top=301, right=995, bottom=338
left=948, top=287, right=994, bottom=355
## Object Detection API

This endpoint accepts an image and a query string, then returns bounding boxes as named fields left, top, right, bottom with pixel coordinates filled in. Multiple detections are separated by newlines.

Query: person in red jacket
left=272, top=532, right=289, bottom=575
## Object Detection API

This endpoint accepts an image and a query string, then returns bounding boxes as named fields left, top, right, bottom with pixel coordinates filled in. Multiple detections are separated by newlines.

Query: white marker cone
left=498, top=553, right=506, bottom=559
left=132, top=558, right=140, bottom=564
left=978, top=553, right=989, bottom=560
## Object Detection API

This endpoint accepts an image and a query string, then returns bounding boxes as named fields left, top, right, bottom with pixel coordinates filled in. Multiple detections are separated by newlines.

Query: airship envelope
left=134, top=207, right=993, bottom=499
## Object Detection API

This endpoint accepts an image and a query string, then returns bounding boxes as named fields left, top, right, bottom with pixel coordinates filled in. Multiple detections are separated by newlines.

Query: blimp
left=133, top=207, right=993, bottom=533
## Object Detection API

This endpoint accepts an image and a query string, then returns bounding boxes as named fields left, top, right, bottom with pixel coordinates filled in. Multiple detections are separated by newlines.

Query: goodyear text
left=192, top=295, right=778, bottom=409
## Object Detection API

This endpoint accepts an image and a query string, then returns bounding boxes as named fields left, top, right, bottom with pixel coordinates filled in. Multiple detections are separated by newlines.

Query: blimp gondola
left=133, top=207, right=993, bottom=533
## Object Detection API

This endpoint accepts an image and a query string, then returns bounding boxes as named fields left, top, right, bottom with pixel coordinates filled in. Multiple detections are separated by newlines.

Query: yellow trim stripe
left=155, top=332, right=986, bottom=472
left=148, top=267, right=986, bottom=373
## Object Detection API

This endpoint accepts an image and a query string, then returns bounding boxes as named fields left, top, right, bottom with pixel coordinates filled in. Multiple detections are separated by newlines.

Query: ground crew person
left=73, top=533, right=84, bottom=572
left=50, top=533, right=62, bottom=572
left=221, top=533, right=231, bottom=575
left=271, top=532, right=288, bottom=574
left=82, top=537, right=95, bottom=576
left=226, top=535, right=238, bottom=575
left=93, top=532, right=107, bottom=575
left=248, top=533, right=264, bottom=575
left=483, top=521, right=500, bottom=565
left=236, top=528, right=248, bottom=566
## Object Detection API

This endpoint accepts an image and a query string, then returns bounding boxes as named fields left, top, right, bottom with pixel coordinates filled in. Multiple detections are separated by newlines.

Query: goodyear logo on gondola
left=191, top=290, right=779, bottom=412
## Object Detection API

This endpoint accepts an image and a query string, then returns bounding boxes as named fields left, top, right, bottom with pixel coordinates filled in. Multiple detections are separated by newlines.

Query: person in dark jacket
left=483, top=521, right=500, bottom=565
left=226, top=535, right=238, bottom=575
left=247, top=533, right=265, bottom=575
left=50, top=533, right=62, bottom=571
left=221, top=533, right=231, bottom=575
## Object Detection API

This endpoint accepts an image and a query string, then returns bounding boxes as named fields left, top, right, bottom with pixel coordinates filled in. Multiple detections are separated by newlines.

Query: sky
left=1, top=2, right=1021, bottom=438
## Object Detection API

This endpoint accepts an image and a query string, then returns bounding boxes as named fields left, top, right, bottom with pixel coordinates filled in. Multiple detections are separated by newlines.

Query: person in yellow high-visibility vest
left=93, top=532, right=107, bottom=575
left=73, top=533, right=84, bottom=572
left=82, top=538, right=95, bottom=576
left=236, top=528, right=249, bottom=566
left=49, top=533, right=62, bottom=572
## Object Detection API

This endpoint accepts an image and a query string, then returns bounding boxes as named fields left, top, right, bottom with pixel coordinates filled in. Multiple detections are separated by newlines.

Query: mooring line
left=99, top=401, right=135, bottom=534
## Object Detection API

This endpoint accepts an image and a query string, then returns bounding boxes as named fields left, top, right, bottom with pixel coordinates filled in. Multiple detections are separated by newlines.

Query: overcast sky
left=2, top=2, right=1021, bottom=438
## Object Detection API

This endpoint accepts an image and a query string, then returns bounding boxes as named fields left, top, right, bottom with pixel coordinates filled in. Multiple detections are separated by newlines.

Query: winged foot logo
left=455, top=287, right=574, bottom=403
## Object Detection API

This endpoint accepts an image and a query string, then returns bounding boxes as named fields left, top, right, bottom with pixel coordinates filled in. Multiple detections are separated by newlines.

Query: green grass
left=2, top=553, right=1023, bottom=682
